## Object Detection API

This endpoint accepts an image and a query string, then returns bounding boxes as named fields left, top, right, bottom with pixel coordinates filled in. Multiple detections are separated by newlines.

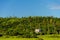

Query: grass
left=38, top=34, right=60, bottom=40
left=0, top=34, right=60, bottom=40
left=0, top=37, right=38, bottom=40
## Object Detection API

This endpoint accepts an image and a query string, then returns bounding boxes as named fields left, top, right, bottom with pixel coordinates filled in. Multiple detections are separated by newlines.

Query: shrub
left=37, top=38, right=44, bottom=40
left=5, top=35, right=10, bottom=38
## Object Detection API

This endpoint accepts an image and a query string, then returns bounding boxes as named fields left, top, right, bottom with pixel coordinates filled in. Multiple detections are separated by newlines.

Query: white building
left=35, top=29, right=40, bottom=33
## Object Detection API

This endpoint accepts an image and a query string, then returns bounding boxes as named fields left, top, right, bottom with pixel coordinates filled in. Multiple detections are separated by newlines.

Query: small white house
left=35, top=29, right=40, bottom=33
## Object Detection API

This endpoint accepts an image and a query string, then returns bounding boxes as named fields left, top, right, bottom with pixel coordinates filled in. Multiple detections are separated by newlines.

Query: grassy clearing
left=38, top=34, right=60, bottom=40
left=0, top=35, right=60, bottom=40
left=0, top=38, right=38, bottom=40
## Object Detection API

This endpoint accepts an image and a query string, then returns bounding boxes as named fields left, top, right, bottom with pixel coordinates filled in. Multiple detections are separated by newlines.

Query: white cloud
left=50, top=5, right=60, bottom=9
left=48, top=3, right=60, bottom=10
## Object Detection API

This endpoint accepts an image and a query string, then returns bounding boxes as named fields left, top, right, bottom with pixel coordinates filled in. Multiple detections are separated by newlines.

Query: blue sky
left=0, top=0, right=60, bottom=17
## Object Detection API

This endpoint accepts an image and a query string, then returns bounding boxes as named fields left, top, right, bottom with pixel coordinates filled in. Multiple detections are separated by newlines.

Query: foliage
left=0, top=16, right=60, bottom=38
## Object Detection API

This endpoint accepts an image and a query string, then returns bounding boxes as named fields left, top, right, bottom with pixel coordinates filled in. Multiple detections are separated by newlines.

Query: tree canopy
left=0, top=16, right=60, bottom=38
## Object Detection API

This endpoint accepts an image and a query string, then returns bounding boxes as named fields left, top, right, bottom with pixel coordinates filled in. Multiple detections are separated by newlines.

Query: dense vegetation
left=0, top=16, right=60, bottom=38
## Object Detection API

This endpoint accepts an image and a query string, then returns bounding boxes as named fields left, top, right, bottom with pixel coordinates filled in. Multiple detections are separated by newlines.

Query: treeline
left=0, top=16, right=60, bottom=38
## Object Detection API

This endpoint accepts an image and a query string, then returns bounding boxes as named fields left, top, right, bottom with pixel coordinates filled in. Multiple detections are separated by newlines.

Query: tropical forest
left=0, top=16, right=60, bottom=38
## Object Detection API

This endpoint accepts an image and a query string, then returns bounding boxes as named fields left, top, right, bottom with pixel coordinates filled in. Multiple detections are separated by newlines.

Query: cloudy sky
left=0, top=0, right=60, bottom=17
